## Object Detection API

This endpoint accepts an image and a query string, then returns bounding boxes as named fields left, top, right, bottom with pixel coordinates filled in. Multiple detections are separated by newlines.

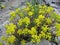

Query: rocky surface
left=0, top=0, right=60, bottom=45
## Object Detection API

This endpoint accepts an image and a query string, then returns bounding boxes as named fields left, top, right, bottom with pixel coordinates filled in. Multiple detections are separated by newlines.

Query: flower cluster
left=2, top=2, right=60, bottom=45
left=5, top=23, right=16, bottom=34
left=55, top=23, right=60, bottom=36
left=7, top=35, right=16, bottom=43
left=18, top=17, right=30, bottom=27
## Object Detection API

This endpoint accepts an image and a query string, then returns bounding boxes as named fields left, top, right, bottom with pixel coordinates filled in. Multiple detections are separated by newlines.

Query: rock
left=39, top=39, right=51, bottom=45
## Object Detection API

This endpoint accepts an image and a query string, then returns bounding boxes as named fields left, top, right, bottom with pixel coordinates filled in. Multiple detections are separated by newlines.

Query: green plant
left=0, top=3, right=5, bottom=10
left=0, top=42, right=2, bottom=45
left=1, top=2, right=60, bottom=45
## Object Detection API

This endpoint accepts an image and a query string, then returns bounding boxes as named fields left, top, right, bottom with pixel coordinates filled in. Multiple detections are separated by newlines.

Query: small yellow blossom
left=28, top=11, right=33, bottom=16
left=15, top=8, right=20, bottom=13
left=47, top=7, right=53, bottom=13
left=40, top=31, right=45, bottom=38
left=46, top=18, right=52, bottom=24
left=22, top=28, right=29, bottom=35
left=29, top=27, right=37, bottom=35
left=18, top=19, right=23, bottom=26
left=10, top=11, right=16, bottom=17
left=31, top=35, right=40, bottom=43
left=55, top=23, right=60, bottom=36
left=17, top=29, right=22, bottom=35
left=46, top=33, right=51, bottom=41
left=6, top=23, right=16, bottom=34
left=23, top=17, right=30, bottom=26
left=21, top=39, right=26, bottom=45
left=24, top=7, right=30, bottom=11
left=38, top=15, right=44, bottom=20
left=7, top=35, right=16, bottom=43
left=42, top=25, right=49, bottom=32
left=39, top=10, right=45, bottom=14
left=19, top=13, right=24, bottom=17
left=35, top=19, right=41, bottom=26
left=1, top=36, right=6, bottom=41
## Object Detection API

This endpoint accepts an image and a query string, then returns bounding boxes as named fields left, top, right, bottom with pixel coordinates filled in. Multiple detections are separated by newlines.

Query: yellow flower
left=18, top=19, right=23, bottom=26
left=55, top=23, right=60, bottom=36
left=24, top=7, right=30, bottom=11
left=47, top=7, right=53, bottom=13
left=19, top=13, right=24, bottom=17
left=21, top=39, right=26, bottom=45
left=1, top=36, right=6, bottom=41
left=26, top=2, right=30, bottom=5
left=56, top=31, right=60, bottom=36
left=7, top=35, right=16, bottom=43
left=39, top=34, right=42, bottom=38
left=42, top=25, right=49, bottom=32
left=26, top=2, right=32, bottom=7
left=55, top=23, right=60, bottom=30
left=10, top=11, right=16, bottom=17
left=38, top=15, right=44, bottom=20
left=17, top=29, right=22, bottom=35
left=6, top=23, right=16, bottom=34
left=39, top=9, right=45, bottom=14
left=46, top=18, right=52, bottom=24
left=9, top=11, right=16, bottom=21
left=41, top=31, right=45, bottom=38
left=22, top=28, right=29, bottom=35
left=46, top=33, right=51, bottom=41
left=23, top=17, right=30, bottom=26
left=31, top=8, right=34, bottom=12
left=18, top=17, right=30, bottom=26
left=30, top=27, right=37, bottom=35
left=42, top=5, right=47, bottom=9
left=31, top=39, right=35, bottom=43
left=34, top=19, right=41, bottom=26
left=15, top=8, right=20, bottom=13
left=28, top=11, right=33, bottom=16
left=39, top=5, right=42, bottom=8
left=31, top=35, right=40, bottom=43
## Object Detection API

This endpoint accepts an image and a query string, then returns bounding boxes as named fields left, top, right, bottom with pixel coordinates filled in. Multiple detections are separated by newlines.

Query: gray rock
left=39, top=39, right=51, bottom=45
